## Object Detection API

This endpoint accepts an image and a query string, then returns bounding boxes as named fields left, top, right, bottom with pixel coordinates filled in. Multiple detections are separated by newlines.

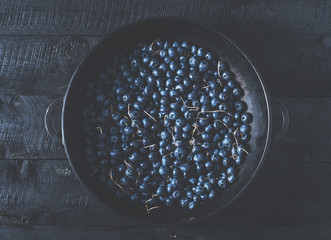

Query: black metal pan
left=45, top=18, right=272, bottom=224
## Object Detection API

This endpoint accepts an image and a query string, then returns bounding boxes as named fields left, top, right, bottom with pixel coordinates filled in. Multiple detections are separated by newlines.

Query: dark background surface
left=0, top=0, right=330, bottom=239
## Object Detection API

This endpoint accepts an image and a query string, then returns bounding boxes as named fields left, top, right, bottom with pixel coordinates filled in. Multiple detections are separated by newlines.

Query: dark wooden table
left=0, top=0, right=330, bottom=239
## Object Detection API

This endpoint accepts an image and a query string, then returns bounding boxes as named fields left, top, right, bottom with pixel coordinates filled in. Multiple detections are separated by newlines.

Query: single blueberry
left=218, top=178, right=227, bottom=188
left=174, top=148, right=187, bottom=159
left=199, top=60, right=209, bottom=72
left=241, top=113, right=252, bottom=123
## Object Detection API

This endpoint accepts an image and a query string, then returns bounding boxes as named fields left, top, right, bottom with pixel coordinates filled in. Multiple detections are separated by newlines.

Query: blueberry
left=152, top=92, right=160, bottom=101
left=175, top=84, right=185, bottom=93
left=211, top=154, right=220, bottom=163
left=184, top=111, right=194, bottom=120
left=168, top=48, right=176, bottom=58
left=201, top=194, right=208, bottom=201
left=166, top=78, right=174, bottom=88
left=174, top=148, right=187, bottom=159
left=182, top=132, right=190, bottom=140
left=189, top=56, right=199, bottom=66
left=201, top=132, right=211, bottom=141
left=240, top=124, right=250, bottom=133
left=211, top=98, right=220, bottom=107
left=119, top=176, right=131, bottom=187
left=241, top=133, right=250, bottom=141
left=186, top=191, right=194, bottom=199
left=209, top=190, right=216, bottom=199
left=228, top=174, right=237, bottom=183
left=201, top=142, right=210, bottom=150
left=188, top=201, right=196, bottom=210
left=205, top=52, right=213, bottom=60
left=159, top=166, right=170, bottom=176
left=233, top=87, right=243, bottom=97
left=198, top=118, right=209, bottom=127
left=235, top=155, right=244, bottom=165
left=169, top=61, right=179, bottom=71
left=165, top=198, right=175, bottom=207
left=180, top=198, right=190, bottom=207
left=124, top=126, right=135, bottom=135
left=110, top=135, right=119, bottom=143
left=130, top=193, right=140, bottom=203
left=159, top=49, right=167, bottom=58
left=189, top=70, right=199, bottom=81
left=193, top=153, right=204, bottom=163
left=234, top=101, right=246, bottom=112
left=219, top=92, right=228, bottom=101
left=193, top=195, right=201, bottom=202
left=222, top=71, right=231, bottom=80
left=241, top=113, right=252, bottom=123
left=131, top=58, right=140, bottom=67
left=192, top=145, right=203, bottom=154
left=227, top=80, right=236, bottom=88
left=96, top=93, right=105, bottom=103
left=199, top=60, right=209, bottom=72
left=164, top=56, right=171, bottom=64
left=227, top=166, right=236, bottom=175
left=129, top=152, right=140, bottom=162
left=149, top=58, right=160, bottom=69
left=160, top=130, right=171, bottom=140
left=175, top=118, right=185, bottom=127
left=139, top=183, right=150, bottom=193
left=157, top=186, right=166, bottom=196
left=180, top=163, right=191, bottom=173
left=222, top=157, right=231, bottom=167
left=218, top=178, right=227, bottom=188
left=218, top=102, right=229, bottom=111
left=159, top=63, right=168, bottom=72
left=209, top=89, right=218, bottom=98
left=172, top=190, right=181, bottom=199
left=218, top=61, right=226, bottom=72
left=169, top=89, right=178, bottom=97
left=142, top=118, right=152, bottom=128
left=139, top=68, right=149, bottom=78
left=197, top=48, right=205, bottom=57
left=237, top=144, right=248, bottom=156
left=222, top=115, right=231, bottom=125
left=205, top=161, right=214, bottom=171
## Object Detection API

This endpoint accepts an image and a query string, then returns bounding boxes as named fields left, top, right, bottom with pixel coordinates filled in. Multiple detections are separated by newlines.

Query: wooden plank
left=0, top=226, right=171, bottom=240
left=0, top=0, right=329, bottom=35
left=0, top=34, right=330, bottom=96
left=0, top=160, right=331, bottom=227
left=0, top=159, right=132, bottom=227
left=1, top=95, right=331, bottom=162
left=1, top=226, right=331, bottom=240
left=0, top=36, right=101, bottom=95
left=170, top=227, right=331, bottom=240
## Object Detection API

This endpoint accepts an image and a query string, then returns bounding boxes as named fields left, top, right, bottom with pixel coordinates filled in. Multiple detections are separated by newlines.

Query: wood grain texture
left=0, top=95, right=66, bottom=160
left=0, top=0, right=329, bottom=35
left=1, top=160, right=331, bottom=227
left=0, top=226, right=171, bottom=240
left=0, top=34, right=330, bottom=96
left=1, top=226, right=331, bottom=240
left=0, top=36, right=101, bottom=95
left=1, top=95, right=331, bottom=162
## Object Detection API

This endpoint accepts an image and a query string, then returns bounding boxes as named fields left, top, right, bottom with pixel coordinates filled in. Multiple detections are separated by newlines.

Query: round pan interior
left=62, top=18, right=271, bottom=224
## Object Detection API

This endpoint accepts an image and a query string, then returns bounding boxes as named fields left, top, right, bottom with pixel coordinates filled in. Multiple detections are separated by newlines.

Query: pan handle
left=44, top=97, right=63, bottom=141
left=271, top=98, right=289, bottom=141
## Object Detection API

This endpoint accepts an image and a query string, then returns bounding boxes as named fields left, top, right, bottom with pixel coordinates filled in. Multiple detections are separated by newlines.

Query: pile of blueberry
left=82, top=40, right=252, bottom=212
